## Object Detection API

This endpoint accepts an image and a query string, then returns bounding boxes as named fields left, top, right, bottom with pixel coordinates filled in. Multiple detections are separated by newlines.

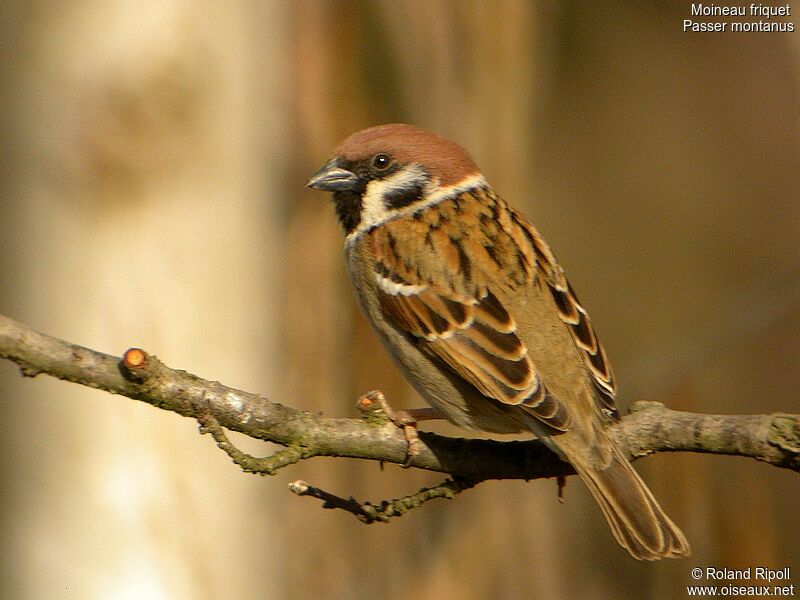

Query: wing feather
left=371, top=191, right=574, bottom=431
left=511, top=209, right=619, bottom=416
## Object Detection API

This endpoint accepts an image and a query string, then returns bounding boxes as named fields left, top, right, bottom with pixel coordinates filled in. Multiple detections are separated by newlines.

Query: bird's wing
left=375, top=279, right=571, bottom=431
left=367, top=190, right=572, bottom=431
left=508, top=206, right=618, bottom=417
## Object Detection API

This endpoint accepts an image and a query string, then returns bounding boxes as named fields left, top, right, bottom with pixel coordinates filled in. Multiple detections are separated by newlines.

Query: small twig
left=556, top=475, right=567, bottom=503
left=194, top=397, right=308, bottom=475
left=288, top=477, right=479, bottom=523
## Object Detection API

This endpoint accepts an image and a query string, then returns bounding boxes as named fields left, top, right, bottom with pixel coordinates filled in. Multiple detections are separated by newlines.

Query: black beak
left=306, top=159, right=360, bottom=192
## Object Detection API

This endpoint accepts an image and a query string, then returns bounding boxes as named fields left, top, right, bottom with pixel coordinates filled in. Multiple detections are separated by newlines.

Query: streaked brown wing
left=509, top=208, right=618, bottom=417
left=375, top=280, right=571, bottom=431
left=366, top=189, right=581, bottom=431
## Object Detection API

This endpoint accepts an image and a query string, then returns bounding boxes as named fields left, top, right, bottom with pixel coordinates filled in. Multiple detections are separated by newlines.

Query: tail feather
left=573, top=445, right=691, bottom=560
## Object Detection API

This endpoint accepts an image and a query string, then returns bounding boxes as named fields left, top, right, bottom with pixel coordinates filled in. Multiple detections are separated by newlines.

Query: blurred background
left=1, top=2, right=798, bottom=599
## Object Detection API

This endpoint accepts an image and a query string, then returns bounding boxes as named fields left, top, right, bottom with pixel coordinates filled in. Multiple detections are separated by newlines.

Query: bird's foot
left=356, top=390, right=442, bottom=466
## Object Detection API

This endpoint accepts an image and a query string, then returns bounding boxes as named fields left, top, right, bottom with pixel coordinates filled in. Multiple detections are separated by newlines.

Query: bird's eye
left=371, top=153, right=391, bottom=170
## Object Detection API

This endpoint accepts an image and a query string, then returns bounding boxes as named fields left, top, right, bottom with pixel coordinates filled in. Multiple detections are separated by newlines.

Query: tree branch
left=287, top=477, right=477, bottom=523
left=2, top=313, right=798, bottom=492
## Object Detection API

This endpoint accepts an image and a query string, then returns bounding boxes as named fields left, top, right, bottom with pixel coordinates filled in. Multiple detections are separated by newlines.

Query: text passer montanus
left=307, top=124, right=690, bottom=560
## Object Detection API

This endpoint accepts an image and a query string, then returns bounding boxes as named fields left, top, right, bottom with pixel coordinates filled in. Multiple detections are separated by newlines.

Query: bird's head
left=307, top=124, right=485, bottom=236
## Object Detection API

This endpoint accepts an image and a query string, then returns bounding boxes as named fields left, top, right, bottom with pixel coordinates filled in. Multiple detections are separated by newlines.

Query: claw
left=355, top=390, right=442, bottom=466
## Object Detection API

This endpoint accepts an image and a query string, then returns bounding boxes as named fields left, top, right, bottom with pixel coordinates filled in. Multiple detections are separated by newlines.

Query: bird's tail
left=573, top=444, right=691, bottom=560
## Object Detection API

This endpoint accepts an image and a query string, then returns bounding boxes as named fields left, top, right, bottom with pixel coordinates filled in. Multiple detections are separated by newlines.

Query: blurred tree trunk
left=0, top=2, right=289, bottom=598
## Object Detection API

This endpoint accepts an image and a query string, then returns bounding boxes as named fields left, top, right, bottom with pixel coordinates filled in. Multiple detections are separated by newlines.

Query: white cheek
left=359, top=179, right=397, bottom=231
left=357, top=165, right=427, bottom=229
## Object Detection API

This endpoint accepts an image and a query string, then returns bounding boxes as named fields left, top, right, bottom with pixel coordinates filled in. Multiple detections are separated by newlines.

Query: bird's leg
left=356, top=390, right=442, bottom=466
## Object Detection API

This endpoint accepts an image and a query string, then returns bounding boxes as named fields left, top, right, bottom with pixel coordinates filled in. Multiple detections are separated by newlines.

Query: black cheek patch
left=383, top=183, right=425, bottom=209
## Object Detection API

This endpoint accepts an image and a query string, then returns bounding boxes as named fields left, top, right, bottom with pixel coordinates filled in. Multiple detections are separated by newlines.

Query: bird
left=306, top=123, right=690, bottom=560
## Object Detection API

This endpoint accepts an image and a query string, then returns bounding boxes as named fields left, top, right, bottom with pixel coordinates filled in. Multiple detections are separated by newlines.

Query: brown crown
left=336, top=124, right=480, bottom=187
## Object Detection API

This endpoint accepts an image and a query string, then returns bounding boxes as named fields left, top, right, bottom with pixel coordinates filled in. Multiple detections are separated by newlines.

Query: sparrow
left=307, top=123, right=690, bottom=560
